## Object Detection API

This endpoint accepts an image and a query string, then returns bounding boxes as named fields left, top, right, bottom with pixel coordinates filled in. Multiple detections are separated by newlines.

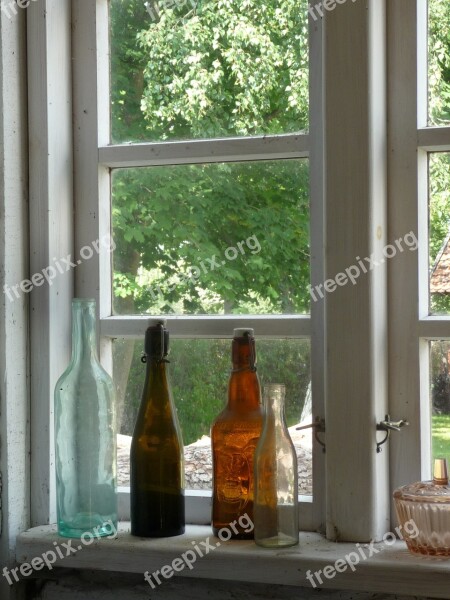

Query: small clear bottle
left=394, top=458, right=450, bottom=556
left=55, top=299, right=117, bottom=538
left=254, top=384, right=299, bottom=548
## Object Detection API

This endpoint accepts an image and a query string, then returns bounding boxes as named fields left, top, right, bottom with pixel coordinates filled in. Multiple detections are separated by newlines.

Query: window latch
left=296, top=417, right=326, bottom=453
left=376, top=414, right=409, bottom=453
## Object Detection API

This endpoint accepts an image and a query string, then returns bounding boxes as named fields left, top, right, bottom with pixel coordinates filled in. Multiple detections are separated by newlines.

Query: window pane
left=428, top=0, right=450, bottom=125
left=112, top=160, right=310, bottom=316
left=429, top=153, right=450, bottom=314
left=109, top=0, right=309, bottom=143
left=430, top=341, right=450, bottom=462
left=114, top=337, right=312, bottom=495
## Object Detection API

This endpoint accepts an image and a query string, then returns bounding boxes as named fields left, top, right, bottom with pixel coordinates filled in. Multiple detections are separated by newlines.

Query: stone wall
left=27, top=571, right=432, bottom=600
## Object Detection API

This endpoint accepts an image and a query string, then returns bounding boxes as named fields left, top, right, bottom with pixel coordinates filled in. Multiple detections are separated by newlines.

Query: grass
left=432, top=414, right=450, bottom=461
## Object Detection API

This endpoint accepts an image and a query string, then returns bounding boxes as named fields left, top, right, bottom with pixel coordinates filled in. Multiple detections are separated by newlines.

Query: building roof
left=431, top=232, right=450, bottom=294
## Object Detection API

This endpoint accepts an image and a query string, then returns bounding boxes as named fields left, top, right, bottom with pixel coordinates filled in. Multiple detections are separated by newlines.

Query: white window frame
left=388, top=0, right=450, bottom=516
left=28, top=0, right=426, bottom=544
left=69, top=0, right=325, bottom=532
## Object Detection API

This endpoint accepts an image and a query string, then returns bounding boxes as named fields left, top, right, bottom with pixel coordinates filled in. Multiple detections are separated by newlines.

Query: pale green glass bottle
left=55, top=299, right=117, bottom=538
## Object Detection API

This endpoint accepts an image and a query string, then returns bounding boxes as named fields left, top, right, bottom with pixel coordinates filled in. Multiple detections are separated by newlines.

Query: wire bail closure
left=296, top=417, right=326, bottom=453
left=376, top=414, right=409, bottom=453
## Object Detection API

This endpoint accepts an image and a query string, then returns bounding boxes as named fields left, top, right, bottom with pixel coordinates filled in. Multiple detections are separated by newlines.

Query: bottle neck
left=231, top=336, right=256, bottom=372
left=263, top=386, right=286, bottom=428
left=265, top=395, right=284, bottom=426
left=228, top=337, right=260, bottom=410
left=71, top=301, right=98, bottom=363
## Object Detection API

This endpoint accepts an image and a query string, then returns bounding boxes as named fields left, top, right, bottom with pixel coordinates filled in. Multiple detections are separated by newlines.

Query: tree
left=110, top=0, right=310, bottom=316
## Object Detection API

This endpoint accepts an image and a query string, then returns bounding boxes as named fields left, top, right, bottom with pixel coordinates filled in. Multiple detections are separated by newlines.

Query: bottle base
left=212, top=527, right=254, bottom=540
left=58, top=514, right=117, bottom=539
left=255, top=534, right=299, bottom=548
left=131, top=526, right=186, bottom=538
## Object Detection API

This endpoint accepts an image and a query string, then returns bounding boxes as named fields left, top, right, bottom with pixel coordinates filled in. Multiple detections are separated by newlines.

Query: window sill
left=16, top=524, right=450, bottom=598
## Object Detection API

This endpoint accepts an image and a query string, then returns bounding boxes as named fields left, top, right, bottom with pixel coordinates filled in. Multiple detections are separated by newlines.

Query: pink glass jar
left=394, top=458, right=450, bottom=557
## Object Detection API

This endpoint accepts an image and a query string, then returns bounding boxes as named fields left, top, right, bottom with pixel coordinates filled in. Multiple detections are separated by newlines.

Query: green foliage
left=429, top=0, right=450, bottom=125
left=428, top=1, right=450, bottom=315
left=137, top=0, right=308, bottom=139
left=433, top=415, right=450, bottom=461
left=110, top=0, right=310, bottom=318
left=112, top=162, right=310, bottom=315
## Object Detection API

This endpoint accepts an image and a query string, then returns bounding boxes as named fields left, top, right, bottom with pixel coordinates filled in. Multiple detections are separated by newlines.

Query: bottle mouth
left=433, top=458, right=449, bottom=486
left=72, top=298, right=96, bottom=305
left=145, top=321, right=169, bottom=358
left=233, top=328, right=254, bottom=338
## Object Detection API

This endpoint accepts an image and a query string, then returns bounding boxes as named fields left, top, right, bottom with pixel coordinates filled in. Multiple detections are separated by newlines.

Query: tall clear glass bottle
left=211, top=328, right=263, bottom=538
left=130, top=321, right=185, bottom=537
left=254, top=384, right=299, bottom=547
left=55, top=299, right=117, bottom=538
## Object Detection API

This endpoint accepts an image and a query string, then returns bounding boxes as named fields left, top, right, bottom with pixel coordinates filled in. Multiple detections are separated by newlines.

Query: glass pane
left=430, top=341, right=450, bottom=462
left=109, top=0, right=309, bottom=143
left=428, top=0, right=450, bottom=125
left=429, top=153, right=450, bottom=314
left=114, top=337, right=312, bottom=495
left=112, top=160, right=310, bottom=316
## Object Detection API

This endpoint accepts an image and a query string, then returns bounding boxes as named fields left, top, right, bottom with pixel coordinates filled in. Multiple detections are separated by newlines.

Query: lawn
left=432, top=414, right=450, bottom=461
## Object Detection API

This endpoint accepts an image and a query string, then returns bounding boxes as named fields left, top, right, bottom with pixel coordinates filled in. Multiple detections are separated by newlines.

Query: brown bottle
left=211, top=328, right=263, bottom=538
left=130, top=321, right=185, bottom=537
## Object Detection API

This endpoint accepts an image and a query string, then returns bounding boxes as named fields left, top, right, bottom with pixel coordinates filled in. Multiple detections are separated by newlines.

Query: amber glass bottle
left=130, top=321, right=185, bottom=537
left=211, top=329, right=263, bottom=538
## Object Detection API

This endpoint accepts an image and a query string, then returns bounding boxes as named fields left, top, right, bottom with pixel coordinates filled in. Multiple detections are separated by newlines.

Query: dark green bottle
left=130, top=321, right=185, bottom=537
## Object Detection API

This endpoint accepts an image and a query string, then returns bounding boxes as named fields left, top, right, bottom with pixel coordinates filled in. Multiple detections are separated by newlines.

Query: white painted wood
left=308, top=7, right=326, bottom=534
left=72, top=0, right=112, bottom=375
left=323, top=0, right=389, bottom=542
left=387, top=0, right=431, bottom=532
left=418, top=317, right=450, bottom=338
left=0, top=5, right=30, bottom=600
left=28, top=0, right=74, bottom=528
left=100, top=135, right=309, bottom=167
left=418, top=126, right=450, bottom=150
left=101, top=315, right=311, bottom=339
left=16, top=524, right=450, bottom=598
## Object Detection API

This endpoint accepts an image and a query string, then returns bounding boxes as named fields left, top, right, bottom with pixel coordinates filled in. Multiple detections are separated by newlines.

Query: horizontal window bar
left=101, top=315, right=311, bottom=339
left=118, top=489, right=314, bottom=529
left=417, top=127, right=450, bottom=151
left=418, top=317, right=450, bottom=339
left=99, top=134, right=309, bottom=168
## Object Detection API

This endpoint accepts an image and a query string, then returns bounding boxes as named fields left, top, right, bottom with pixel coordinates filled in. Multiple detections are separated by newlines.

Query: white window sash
left=387, top=0, right=429, bottom=510
left=71, top=0, right=325, bottom=533
left=388, top=0, right=450, bottom=526
left=28, top=0, right=74, bottom=527
left=323, top=0, right=390, bottom=542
